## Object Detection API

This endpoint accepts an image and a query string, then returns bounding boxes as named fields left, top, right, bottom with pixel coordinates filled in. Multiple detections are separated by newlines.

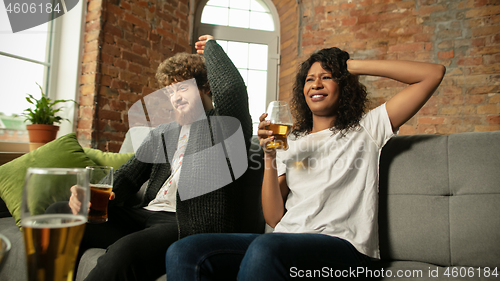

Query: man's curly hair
left=156, top=53, right=210, bottom=94
left=291, top=47, right=369, bottom=137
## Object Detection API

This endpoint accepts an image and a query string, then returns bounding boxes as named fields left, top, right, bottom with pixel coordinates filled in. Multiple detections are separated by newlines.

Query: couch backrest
left=378, top=131, right=500, bottom=268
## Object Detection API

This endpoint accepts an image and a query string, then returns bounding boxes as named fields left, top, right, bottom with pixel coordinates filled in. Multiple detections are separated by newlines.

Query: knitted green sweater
left=111, top=40, right=256, bottom=238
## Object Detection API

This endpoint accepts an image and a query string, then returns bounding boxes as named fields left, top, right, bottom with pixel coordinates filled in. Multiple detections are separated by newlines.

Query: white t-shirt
left=274, top=103, right=395, bottom=259
left=144, top=124, right=191, bottom=212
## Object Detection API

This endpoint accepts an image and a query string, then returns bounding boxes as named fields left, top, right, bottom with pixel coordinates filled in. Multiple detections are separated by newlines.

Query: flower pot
left=26, top=124, right=59, bottom=145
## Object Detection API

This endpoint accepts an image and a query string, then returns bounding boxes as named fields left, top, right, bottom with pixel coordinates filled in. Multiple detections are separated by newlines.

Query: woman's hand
left=195, top=35, right=215, bottom=55
left=257, top=113, right=276, bottom=157
left=259, top=112, right=290, bottom=227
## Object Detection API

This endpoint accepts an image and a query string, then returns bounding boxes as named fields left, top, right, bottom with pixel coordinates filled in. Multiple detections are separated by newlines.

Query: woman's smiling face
left=303, top=61, right=340, bottom=118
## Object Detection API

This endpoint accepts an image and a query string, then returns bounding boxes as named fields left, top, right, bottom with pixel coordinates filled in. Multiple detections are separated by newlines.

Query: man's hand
left=195, top=35, right=215, bottom=55
left=69, top=185, right=85, bottom=215
left=69, top=185, right=115, bottom=215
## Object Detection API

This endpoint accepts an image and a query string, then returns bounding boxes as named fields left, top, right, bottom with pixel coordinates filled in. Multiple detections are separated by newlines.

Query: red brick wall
left=78, top=0, right=499, bottom=152
left=78, top=0, right=190, bottom=151
left=289, top=0, right=500, bottom=135
left=272, top=0, right=299, bottom=103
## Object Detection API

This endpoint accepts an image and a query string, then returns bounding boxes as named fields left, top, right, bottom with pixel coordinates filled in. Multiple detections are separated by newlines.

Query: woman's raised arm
left=347, top=59, right=445, bottom=131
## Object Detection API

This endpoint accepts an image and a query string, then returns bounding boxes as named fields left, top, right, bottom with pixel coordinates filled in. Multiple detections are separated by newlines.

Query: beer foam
left=22, top=214, right=86, bottom=228
left=90, top=184, right=113, bottom=189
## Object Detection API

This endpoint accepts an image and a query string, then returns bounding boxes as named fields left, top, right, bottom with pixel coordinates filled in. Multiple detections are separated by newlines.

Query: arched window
left=195, top=0, right=280, bottom=133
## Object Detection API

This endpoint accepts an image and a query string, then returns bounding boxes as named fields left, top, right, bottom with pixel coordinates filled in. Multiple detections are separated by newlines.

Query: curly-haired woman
left=165, top=47, right=445, bottom=280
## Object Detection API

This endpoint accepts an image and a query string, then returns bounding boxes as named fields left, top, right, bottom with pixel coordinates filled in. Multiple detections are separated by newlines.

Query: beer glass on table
left=21, top=168, right=90, bottom=281
left=86, top=166, right=113, bottom=223
left=265, top=101, right=293, bottom=150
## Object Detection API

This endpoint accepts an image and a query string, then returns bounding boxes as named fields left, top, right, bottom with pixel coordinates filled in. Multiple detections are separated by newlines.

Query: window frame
left=0, top=15, right=53, bottom=143
left=47, top=0, right=86, bottom=138
left=194, top=0, right=281, bottom=118
left=0, top=0, right=86, bottom=151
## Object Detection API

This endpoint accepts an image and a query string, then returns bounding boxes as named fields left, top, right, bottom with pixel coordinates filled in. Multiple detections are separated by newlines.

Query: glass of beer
left=86, top=166, right=113, bottom=223
left=265, top=101, right=293, bottom=150
left=21, top=167, right=90, bottom=281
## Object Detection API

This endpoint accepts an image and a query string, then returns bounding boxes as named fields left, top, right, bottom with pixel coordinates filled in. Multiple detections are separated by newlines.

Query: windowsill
left=0, top=141, right=30, bottom=152
left=0, top=142, right=29, bottom=165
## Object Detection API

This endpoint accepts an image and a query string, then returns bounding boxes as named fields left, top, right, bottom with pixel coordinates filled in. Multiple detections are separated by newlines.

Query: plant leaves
left=22, top=82, right=77, bottom=125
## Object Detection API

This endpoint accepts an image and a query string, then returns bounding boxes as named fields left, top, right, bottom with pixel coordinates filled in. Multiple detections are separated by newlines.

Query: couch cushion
left=379, top=131, right=500, bottom=269
left=379, top=135, right=451, bottom=266
left=448, top=131, right=500, bottom=268
left=76, top=248, right=166, bottom=281
left=75, top=248, right=105, bottom=281
left=0, top=217, right=26, bottom=281
left=83, top=147, right=134, bottom=170
left=0, top=133, right=97, bottom=227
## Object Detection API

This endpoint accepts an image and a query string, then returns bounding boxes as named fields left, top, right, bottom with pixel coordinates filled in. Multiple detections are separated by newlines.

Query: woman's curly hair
left=156, top=53, right=210, bottom=94
left=291, top=47, right=369, bottom=137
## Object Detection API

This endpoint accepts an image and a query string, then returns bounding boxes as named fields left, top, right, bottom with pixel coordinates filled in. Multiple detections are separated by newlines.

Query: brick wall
left=272, top=0, right=299, bottom=102
left=291, top=0, right=499, bottom=135
left=78, top=0, right=190, bottom=151
left=78, top=0, right=499, bottom=152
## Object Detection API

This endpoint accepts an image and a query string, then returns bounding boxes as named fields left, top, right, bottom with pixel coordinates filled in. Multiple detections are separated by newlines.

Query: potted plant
left=22, top=83, right=76, bottom=150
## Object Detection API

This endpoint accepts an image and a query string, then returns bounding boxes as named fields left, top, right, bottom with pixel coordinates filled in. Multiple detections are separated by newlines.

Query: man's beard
left=174, top=102, right=205, bottom=125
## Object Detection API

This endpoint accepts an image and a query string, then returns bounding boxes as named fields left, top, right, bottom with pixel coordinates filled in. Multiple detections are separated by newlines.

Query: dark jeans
left=81, top=205, right=178, bottom=281
left=165, top=232, right=371, bottom=281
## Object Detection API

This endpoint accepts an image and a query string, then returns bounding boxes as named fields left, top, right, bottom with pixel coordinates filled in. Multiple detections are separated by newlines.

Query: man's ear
left=204, top=89, right=212, bottom=98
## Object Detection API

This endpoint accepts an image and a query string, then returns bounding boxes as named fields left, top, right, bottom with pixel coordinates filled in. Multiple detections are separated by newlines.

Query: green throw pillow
left=83, top=147, right=134, bottom=170
left=0, top=133, right=97, bottom=227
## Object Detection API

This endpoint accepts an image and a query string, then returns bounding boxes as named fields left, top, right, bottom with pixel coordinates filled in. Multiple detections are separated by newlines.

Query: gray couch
left=1, top=131, right=499, bottom=280
left=372, top=131, right=500, bottom=280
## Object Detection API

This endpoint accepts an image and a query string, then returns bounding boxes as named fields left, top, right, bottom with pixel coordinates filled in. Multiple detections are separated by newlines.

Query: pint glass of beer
left=265, top=101, right=293, bottom=150
left=21, top=167, right=90, bottom=281
left=86, top=166, right=113, bottom=223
